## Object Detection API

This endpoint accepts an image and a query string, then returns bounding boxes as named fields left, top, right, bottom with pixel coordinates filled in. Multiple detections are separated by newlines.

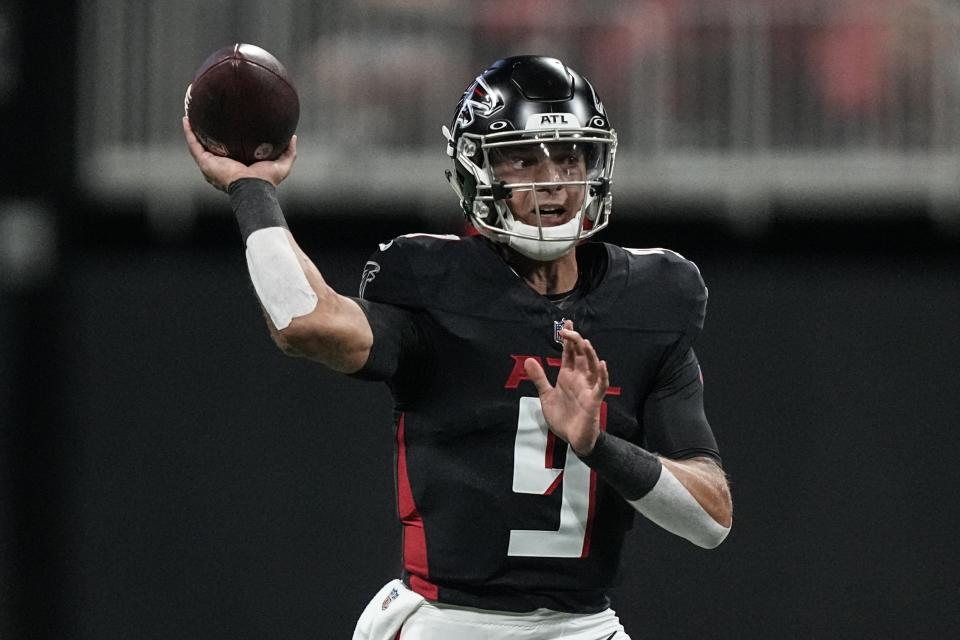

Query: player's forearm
left=578, top=432, right=731, bottom=548
left=661, top=457, right=732, bottom=527
left=230, top=178, right=372, bottom=372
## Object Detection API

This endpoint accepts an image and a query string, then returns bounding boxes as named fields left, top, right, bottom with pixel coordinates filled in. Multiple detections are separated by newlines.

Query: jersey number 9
left=508, top=397, right=601, bottom=558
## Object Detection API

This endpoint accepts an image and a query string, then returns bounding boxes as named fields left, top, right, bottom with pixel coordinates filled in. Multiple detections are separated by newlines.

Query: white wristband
left=627, top=465, right=730, bottom=549
left=244, top=227, right=318, bottom=330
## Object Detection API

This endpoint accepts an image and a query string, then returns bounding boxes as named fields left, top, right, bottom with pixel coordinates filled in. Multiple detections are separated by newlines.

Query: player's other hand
left=523, top=320, right=609, bottom=456
left=182, top=115, right=297, bottom=192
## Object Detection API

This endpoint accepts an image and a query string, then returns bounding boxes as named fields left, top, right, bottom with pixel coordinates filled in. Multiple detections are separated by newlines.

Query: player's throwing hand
left=182, top=115, right=297, bottom=192
left=523, top=320, right=610, bottom=456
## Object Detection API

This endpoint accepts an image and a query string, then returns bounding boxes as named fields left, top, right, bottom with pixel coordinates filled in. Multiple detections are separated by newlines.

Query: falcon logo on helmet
left=443, top=56, right=618, bottom=262
left=456, top=76, right=504, bottom=129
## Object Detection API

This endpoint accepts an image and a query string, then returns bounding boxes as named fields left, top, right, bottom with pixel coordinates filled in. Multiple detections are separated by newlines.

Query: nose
left=534, top=160, right=563, bottom=191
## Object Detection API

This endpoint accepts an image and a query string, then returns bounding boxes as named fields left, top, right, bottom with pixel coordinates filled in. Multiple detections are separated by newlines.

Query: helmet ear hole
left=473, top=200, right=495, bottom=224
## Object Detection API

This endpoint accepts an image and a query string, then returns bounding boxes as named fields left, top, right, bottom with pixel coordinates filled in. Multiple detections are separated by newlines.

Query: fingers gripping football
left=182, top=115, right=297, bottom=192
left=523, top=321, right=609, bottom=456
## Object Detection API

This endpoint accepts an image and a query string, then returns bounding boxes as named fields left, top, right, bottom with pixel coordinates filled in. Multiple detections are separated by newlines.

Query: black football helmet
left=444, top=56, right=617, bottom=260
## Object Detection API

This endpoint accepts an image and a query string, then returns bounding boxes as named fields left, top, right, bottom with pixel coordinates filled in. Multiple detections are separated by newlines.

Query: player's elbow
left=270, top=329, right=306, bottom=358
left=275, top=315, right=323, bottom=357
left=275, top=311, right=372, bottom=373
left=258, top=308, right=307, bottom=358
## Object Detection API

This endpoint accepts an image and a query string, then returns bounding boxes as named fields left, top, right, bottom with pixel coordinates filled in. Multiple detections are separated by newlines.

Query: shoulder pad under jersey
left=618, top=246, right=708, bottom=332
left=358, top=233, right=463, bottom=309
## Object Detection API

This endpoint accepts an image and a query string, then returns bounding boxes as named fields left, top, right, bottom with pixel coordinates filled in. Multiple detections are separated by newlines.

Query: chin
left=534, top=215, right=574, bottom=228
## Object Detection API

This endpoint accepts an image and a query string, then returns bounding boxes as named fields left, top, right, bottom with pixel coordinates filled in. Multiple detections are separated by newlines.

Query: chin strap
left=503, top=214, right=582, bottom=261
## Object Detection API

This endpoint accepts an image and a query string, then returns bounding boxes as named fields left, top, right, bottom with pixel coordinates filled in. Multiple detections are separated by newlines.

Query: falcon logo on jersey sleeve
left=359, top=261, right=380, bottom=299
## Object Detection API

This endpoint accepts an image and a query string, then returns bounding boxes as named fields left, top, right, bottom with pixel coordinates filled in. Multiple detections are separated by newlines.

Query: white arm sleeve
left=627, top=465, right=731, bottom=549
left=244, top=227, right=318, bottom=330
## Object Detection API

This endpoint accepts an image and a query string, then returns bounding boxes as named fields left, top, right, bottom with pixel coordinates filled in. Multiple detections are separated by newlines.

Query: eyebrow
left=494, top=149, right=538, bottom=161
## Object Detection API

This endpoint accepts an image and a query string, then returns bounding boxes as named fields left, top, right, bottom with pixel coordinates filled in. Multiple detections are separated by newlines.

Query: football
left=185, top=43, right=299, bottom=165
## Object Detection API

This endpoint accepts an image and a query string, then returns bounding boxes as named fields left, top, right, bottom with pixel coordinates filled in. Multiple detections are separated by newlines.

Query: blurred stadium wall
left=2, top=1, right=959, bottom=638
left=74, top=0, right=960, bottom=229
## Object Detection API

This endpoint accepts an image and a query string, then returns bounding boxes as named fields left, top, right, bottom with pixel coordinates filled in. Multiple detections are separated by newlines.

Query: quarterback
left=184, top=56, right=733, bottom=640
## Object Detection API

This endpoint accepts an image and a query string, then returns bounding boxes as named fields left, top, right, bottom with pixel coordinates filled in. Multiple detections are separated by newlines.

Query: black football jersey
left=351, top=234, right=719, bottom=613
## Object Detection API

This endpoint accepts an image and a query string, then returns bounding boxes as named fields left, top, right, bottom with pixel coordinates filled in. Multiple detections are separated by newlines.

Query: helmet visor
left=486, top=140, right=607, bottom=188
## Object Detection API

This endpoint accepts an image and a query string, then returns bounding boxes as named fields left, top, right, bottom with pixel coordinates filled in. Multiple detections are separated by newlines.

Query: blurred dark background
left=2, top=0, right=959, bottom=638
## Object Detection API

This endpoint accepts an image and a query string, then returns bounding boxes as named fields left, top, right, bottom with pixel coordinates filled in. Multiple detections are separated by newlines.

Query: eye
left=549, top=145, right=581, bottom=166
left=557, top=152, right=582, bottom=168
left=508, top=154, right=538, bottom=170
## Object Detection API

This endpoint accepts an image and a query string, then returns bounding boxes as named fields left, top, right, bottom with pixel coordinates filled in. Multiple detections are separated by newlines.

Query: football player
left=184, top=55, right=733, bottom=640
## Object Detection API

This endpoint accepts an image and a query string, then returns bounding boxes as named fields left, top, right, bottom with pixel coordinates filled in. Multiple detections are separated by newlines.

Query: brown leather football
left=185, top=43, right=299, bottom=165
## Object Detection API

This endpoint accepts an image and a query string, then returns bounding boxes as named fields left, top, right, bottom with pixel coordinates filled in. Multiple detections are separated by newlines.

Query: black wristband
left=228, top=178, right=287, bottom=243
left=578, top=431, right=663, bottom=500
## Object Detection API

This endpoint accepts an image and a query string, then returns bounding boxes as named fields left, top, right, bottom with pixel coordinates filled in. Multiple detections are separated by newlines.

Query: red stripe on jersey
left=580, top=402, right=608, bottom=558
left=543, top=470, right=564, bottom=496
left=544, top=430, right=558, bottom=468
left=408, top=574, right=439, bottom=601
left=543, top=431, right=564, bottom=495
left=396, top=414, right=439, bottom=600
left=581, top=467, right=598, bottom=558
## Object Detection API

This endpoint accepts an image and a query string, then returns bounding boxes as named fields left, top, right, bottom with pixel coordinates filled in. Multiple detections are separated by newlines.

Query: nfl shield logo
left=381, top=586, right=399, bottom=610
left=554, top=318, right=566, bottom=344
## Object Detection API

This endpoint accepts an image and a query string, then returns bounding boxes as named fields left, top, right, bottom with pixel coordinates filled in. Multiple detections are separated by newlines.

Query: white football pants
left=354, top=579, right=632, bottom=640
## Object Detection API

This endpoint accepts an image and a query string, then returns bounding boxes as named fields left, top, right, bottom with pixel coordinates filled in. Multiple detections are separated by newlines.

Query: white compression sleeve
left=627, top=465, right=730, bottom=549
left=244, top=227, right=318, bottom=330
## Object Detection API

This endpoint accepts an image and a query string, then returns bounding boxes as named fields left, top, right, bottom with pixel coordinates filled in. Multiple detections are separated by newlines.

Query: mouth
left=533, top=205, right=568, bottom=225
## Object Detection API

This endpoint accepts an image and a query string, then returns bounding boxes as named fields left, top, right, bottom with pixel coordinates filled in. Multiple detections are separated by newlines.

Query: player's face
left=490, top=142, right=588, bottom=227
